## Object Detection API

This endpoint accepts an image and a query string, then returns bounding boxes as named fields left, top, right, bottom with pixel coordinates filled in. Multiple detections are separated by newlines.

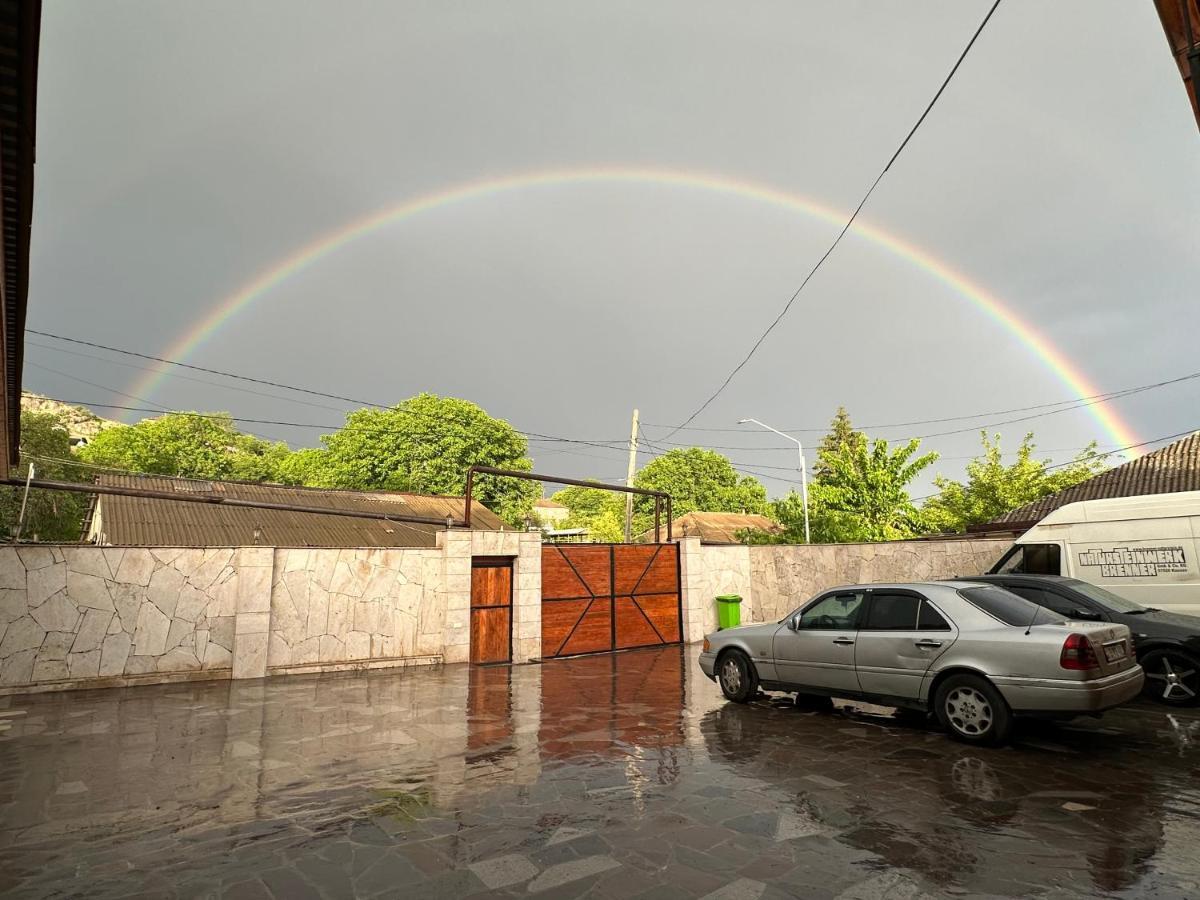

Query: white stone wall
left=266, top=547, right=444, bottom=671
left=0, top=546, right=243, bottom=688
left=0, top=531, right=544, bottom=694
left=680, top=537, right=1012, bottom=637
left=679, top=539, right=752, bottom=643
left=748, top=537, right=1013, bottom=623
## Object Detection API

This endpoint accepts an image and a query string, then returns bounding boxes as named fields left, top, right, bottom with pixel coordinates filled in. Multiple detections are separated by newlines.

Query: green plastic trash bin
left=716, top=594, right=742, bottom=630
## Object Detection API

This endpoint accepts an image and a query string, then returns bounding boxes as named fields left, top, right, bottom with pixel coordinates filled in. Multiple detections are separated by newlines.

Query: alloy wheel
left=720, top=658, right=742, bottom=694
left=945, top=686, right=993, bottom=737
left=1145, top=653, right=1198, bottom=702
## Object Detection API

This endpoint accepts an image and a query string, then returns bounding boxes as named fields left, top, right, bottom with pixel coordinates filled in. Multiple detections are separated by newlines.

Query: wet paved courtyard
left=1, top=646, right=1199, bottom=899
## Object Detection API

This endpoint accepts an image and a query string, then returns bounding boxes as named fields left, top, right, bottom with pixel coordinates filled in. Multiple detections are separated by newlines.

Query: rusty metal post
left=654, top=497, right=661, bottom=544
left=666, top=496, right=673, bottom=542
left=463, top=466, right=475, bottom=529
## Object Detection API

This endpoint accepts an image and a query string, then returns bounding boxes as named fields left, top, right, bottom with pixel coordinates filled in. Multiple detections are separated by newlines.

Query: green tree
left=551, top=485, right=626, bottom=542
left=80, top=413, right=291, bottom=482
left=812, top=437, right=938, bottom=541
left=812, top=406, right=865, bottom=478
left=298, top=394, right=539, bottom=526
left=922, top=432, right=1108, bottom=533
left=631, top=447, right=768, bottom=535
left=1, top=411, right=91, bottom=541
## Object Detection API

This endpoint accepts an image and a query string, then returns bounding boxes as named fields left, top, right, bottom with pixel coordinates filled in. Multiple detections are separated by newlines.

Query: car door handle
left=914, top=640, right=944, bottom=649
left=832, top=637, right=855, bottom=645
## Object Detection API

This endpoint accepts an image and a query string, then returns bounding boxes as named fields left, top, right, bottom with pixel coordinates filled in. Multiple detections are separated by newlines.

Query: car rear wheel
left=718, top=651, right=757, bottom=704
left=1140, top=649, right=1199, bottom=706
left=934, top=674, right=1012, bottom=746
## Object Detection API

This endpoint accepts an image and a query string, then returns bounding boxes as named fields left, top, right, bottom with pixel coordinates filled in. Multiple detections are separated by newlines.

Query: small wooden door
left=470, top=558, right=513, bottom=665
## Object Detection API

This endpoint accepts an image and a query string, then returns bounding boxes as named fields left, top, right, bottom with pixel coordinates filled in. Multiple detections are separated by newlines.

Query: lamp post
left=738, top=418, right=809, bottom=543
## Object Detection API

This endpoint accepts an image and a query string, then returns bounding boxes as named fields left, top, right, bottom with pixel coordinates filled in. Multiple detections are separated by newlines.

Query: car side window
left=862, top=592, right=921, bottom=630
left=798, top=593, right=864, bottom=630
left=917, top=600, right=952, bottom=631
left=1006, top=585, right=1077, bottom=618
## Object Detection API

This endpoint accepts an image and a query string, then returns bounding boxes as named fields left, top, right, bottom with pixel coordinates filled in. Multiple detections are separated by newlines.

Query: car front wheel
left=1140, top=649, right=1199, bottom=706
left=934, top=674, right=1012, bottom=746
left=718, top=651, right=757, bottom=704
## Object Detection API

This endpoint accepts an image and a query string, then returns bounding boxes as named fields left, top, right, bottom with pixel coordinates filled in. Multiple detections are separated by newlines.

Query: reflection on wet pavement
left=1, top=645, right=1198, bottom=898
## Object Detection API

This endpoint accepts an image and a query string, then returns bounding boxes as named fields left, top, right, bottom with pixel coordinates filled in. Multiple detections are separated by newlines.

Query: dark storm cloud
left=25, top=0, right=1200, bottom=495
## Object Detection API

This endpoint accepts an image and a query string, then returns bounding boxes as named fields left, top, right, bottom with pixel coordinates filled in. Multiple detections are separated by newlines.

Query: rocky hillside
left=20, top=393, right=119, bottom=442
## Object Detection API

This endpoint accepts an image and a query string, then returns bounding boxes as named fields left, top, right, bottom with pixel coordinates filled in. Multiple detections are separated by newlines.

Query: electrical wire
left=659, top=0, right=1003, bottom=438
left=25, top=339, right=348, bottom=413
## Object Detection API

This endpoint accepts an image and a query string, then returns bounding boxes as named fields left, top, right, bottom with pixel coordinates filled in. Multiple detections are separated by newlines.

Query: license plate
left=1103, top=642, right=1127, bottom=663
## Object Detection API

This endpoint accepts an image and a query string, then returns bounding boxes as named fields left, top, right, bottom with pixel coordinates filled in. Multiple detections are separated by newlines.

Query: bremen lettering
left=1077, top=546, right=1188, bottom=578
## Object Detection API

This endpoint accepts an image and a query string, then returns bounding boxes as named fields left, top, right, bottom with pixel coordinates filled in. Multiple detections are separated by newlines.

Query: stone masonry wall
left=0, top=546, right=245, bottom=689
left=748, top=538, right=1013, bottom=623
left=266, top=548, right=444, bottom=672
left=0, top=531, right=544, bottom=694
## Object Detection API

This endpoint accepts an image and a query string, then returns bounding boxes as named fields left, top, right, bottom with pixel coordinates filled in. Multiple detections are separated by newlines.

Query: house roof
left=987, top=432, right=1200, bottom=526
left=638, top=511, right=783, bottom=545
left=0, top=1, right=40, bottom=477
left=534, top=498, right=567, bottom=510
left=85, top=474, right=507, bottom=548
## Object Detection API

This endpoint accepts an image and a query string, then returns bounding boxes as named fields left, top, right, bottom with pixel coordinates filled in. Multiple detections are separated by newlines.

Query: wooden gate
left=540, top=543, right=681, bottom=658
left=470, top=558, right=513, bottom=665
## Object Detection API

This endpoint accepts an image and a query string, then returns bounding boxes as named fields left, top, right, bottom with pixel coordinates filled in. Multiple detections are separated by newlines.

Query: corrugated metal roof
left=638, top=511, right=783, bottom=544
left=88, top=474, right=507, bottom=547
left=989, top=432, right=1200, bottom=525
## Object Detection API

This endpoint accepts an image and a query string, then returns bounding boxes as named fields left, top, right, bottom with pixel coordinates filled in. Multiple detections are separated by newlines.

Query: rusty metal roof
left=86, top=474, right=507, bottom=547
left=638, top=511, right=783, bottom=545
left=989, top=432, right=1200, bottom=526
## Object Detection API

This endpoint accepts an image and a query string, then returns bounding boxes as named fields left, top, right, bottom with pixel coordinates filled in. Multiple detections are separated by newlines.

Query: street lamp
left=738, top=417, right=810, bottom=544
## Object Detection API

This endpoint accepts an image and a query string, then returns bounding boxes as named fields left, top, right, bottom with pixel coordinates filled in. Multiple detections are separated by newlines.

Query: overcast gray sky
left=24, top=0, right=1200, bottom=497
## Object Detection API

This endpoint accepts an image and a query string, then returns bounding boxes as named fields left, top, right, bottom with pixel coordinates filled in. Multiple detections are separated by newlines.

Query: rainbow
left=132, top=166, right=1140, bottom=455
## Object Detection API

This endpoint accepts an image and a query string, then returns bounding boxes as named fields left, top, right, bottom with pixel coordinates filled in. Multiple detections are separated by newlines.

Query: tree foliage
left=288, top=394, right=539, bottom=526
left=80, top=413, right=291, bottom=482
left=1, top=412, right=91, bottom=541
left=552, top=485, right=626, bottom=542
left=743, top=409, right=937, bottom=544
left=922, top=432, right=1108, bottom=533
left=553, top=448, right=769, bottom=541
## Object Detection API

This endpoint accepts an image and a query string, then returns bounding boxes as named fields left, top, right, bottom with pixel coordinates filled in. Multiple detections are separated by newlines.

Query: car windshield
left=1067, top=581, right=1149, bottom=614
left=959, top=585, right=1066, bottom=627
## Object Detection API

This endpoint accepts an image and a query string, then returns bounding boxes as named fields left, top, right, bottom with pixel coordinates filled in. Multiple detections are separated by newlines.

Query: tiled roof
left=534, top=498, right=567, bottom=509
left=989, top=432, right=1200, bottom=525
left=85, top=474, right=506, bottom=548
left=638, top=511, right=783, bottom=545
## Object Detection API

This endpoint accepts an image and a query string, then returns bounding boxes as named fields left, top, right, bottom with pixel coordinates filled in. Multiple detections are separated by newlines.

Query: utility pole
left=623, top=409, right=639, bottom=542
left=13, top=463, right=34, bottom=543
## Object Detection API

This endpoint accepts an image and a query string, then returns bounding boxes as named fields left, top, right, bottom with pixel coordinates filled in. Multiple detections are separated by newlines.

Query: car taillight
left=1060, top=633, right=1100, bottom=670
left=702, top=638, right=711, bottom=652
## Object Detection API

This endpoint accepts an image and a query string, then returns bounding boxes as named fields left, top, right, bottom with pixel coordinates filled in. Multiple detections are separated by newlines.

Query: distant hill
left=20, top=393, right=119, bottom=443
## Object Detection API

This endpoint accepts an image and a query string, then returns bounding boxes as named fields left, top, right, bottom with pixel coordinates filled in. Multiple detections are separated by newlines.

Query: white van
left=989, top=491, right=1200, bottom=615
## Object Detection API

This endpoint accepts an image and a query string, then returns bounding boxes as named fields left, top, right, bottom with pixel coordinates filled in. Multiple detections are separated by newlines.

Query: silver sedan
left=698, top=581, right=1144, bottom=745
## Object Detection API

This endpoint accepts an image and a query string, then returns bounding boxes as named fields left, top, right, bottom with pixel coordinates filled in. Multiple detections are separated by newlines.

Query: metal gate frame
left=463, top=466, right=673, bottom=543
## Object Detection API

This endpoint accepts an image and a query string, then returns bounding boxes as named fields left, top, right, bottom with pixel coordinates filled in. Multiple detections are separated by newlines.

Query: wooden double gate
left=541, top=543, right=682, bottom=659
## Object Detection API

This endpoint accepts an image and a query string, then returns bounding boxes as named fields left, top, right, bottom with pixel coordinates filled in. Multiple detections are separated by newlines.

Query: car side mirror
left=787, top=616, right=801, bottom=631
left=1071, top=608, right=1101, bottom=621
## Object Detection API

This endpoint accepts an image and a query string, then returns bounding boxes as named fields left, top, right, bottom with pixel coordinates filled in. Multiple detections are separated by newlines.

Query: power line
left=660, top=0, right=1003, bottom=438
left=642, top=371, right=1200, bottom=450
left=25, top=339, right=348, bottom=413
left=24, top=361, right=171, bottom=413
left=907, top=428, right=1197, bottom=504
left=640, top=373, right=1200, bottom=434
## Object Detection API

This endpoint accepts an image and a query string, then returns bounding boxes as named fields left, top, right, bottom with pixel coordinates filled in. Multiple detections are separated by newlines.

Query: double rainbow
left=130, top=166, right=1140, bottom=455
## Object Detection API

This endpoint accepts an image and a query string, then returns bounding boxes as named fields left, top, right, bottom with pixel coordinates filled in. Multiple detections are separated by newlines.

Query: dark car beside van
left=965, top=574, right=1200, bottom=706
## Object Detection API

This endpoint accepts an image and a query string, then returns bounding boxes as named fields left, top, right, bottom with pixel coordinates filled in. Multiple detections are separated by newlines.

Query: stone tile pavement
left=1, top=646, right=1199, bottom=898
